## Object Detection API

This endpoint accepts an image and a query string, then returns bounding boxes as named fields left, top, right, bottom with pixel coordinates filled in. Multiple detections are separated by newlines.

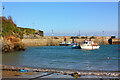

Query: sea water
left=2, top=45, right=119, bottom=71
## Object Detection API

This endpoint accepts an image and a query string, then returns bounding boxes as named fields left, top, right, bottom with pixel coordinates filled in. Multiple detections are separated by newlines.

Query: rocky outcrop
left=2, top=37, right=27, bottom=53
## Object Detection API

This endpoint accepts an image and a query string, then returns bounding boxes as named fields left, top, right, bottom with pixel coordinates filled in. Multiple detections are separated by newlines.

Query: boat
left=80, top=40, right=100, bottom=50
left=59, top=41, right=71, bottom=46
left=71, top=43, right=81, bottom=49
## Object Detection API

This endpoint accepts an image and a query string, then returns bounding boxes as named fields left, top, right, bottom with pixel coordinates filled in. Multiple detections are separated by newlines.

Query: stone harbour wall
left=22, top=36, right=114, bottom=46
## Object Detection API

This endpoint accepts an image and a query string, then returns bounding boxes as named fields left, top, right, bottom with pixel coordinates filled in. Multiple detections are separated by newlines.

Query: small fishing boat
left=80, top=40, right=100, bottom=50
left=59, top=41, right=71, bottom=46
left=71, top=43, right=81, bottom=49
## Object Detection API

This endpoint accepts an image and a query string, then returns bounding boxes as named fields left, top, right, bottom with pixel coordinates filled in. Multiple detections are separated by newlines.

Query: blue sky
left=2, top=0, right=120, bottom=2
left=2, top=2, right=118, bottom=36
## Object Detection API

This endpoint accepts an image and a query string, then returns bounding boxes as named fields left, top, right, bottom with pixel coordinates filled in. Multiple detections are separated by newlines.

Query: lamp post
left=52, top=29, right=53, bottom=39
left=79, top=30, right=80, bottom=36
left=102, top=31, right=104, bottom=36
left=115, top=33, right=116, bottom=38
left=52, top=29, right=53, bottom=36
left=51, top=29, right=53, bottom=46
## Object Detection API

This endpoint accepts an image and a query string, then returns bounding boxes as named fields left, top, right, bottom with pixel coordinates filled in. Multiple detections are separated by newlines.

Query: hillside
left=1, top=16, right=41, bottom=53
left=2, top=16, right=36, bottom=39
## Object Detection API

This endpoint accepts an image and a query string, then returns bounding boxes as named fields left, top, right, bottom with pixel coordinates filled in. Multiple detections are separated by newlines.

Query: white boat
left=80, top=40, right=100, bottom=50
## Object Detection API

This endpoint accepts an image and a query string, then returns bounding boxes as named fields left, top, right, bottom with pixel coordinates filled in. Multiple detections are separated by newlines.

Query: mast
left=3, top=5, right=5, bottom=16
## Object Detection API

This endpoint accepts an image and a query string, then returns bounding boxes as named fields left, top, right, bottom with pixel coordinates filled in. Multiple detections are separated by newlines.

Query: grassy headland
left=2, top=16, right=35, bottom=39
left=1, top=16, right=41, bottom=53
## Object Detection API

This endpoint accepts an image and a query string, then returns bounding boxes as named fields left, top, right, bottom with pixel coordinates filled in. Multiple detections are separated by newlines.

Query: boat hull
left=71, top=44, right=81, bottom=49
left=59, top=44, right=71, bottom=46
left=80, top=45, right=100, bottom=50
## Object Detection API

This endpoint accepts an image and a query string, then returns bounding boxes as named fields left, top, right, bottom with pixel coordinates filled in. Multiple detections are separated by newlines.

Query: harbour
left=1, top=2, right=119, bottom=79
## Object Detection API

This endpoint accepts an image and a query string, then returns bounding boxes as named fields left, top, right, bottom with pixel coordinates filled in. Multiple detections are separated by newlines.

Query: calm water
left=2, top=45, right=119, bottom=71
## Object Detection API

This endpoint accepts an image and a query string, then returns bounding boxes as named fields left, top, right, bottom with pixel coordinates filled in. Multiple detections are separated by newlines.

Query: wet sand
left=2, top=70, right=45, bottom=78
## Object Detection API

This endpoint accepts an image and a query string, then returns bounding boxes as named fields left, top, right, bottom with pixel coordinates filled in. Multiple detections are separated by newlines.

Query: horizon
left=2, top=2, right=118, bottom=37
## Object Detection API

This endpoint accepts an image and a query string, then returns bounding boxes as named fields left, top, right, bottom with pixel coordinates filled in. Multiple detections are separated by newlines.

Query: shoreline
left=1, top=65, right=120, bottom=78
left=2, top=64, right=120, bottom=72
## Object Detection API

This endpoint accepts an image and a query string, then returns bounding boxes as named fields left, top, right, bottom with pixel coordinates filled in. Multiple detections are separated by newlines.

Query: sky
left=2, top=0, right=120, bottom=2
left=2, top=2, right=118, bottom=36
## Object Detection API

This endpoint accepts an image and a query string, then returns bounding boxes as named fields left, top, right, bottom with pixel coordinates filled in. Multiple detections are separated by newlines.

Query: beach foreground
left=1, top=65, right=120, bottom=79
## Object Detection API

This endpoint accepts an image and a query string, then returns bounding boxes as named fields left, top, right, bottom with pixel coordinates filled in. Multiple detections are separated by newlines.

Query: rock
left=2, top=39, right=27, bottom=53
left=71, top=72, right=81, bottom=78
left=63, top=72, right=68, bottom=75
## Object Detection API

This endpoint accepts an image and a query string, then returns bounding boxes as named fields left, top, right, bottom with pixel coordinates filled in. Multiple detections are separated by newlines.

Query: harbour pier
left=22, top=36, right=120, bottom=46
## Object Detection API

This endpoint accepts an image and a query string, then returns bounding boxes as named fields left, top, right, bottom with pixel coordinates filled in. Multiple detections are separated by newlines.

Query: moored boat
left=80, top=40, right=100, bottom=50
left=59, top=41, right=71, bottom=46
left=71, top=43, right=81, bottom=49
